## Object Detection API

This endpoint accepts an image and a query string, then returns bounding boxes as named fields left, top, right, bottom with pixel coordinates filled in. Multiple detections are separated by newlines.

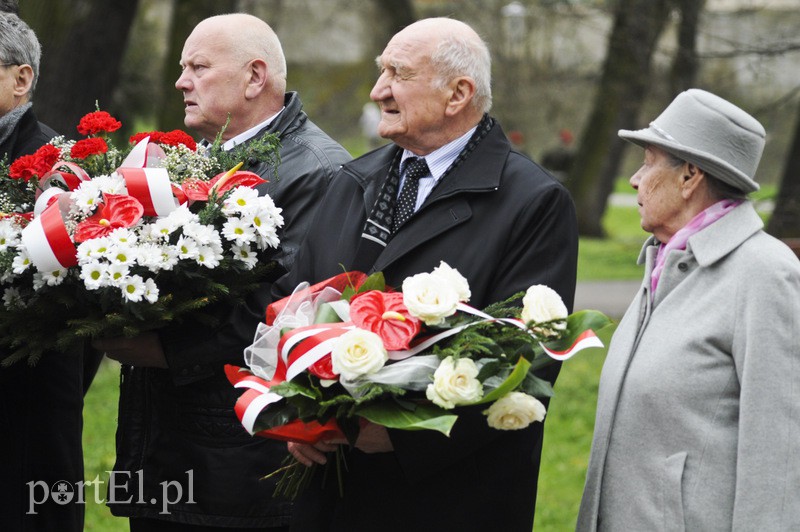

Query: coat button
left=678, top=262, right=688, bottom=272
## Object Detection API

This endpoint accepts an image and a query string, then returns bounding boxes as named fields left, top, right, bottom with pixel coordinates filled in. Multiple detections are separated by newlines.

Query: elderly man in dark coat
left=0, top=11, right=85, bottom=532
left=95, top=13, right=351, bottom=532
left=277, top=17, right=578, bottom=532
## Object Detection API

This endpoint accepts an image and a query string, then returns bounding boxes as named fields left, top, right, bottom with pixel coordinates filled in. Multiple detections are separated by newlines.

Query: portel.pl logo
left=27, top=470, right=195, bottom=515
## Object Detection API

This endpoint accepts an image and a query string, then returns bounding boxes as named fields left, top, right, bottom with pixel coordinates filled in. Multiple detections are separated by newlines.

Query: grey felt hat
left=619, top=88, right=765, bottom=193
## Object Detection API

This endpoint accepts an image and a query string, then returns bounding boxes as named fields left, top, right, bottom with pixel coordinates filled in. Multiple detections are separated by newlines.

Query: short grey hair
left=430, top=33, right=492, bottom=114
left=0, top=12, right=41, bottom=94
left=663, top=150, right=747, bottom=201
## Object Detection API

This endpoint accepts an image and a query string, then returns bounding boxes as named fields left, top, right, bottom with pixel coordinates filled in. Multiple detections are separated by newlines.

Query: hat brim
left=619, top=128, right=759, bottom=193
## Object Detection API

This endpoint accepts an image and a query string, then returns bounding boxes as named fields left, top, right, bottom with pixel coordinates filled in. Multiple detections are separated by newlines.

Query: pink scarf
left=651, top=199, right=742, bottom=295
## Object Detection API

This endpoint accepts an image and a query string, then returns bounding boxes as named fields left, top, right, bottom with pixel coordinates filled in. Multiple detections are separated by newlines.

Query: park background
left=10, top=0, right=800, bottom=530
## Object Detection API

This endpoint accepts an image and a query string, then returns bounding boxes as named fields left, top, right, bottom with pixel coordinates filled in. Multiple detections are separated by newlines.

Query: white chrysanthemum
left=32, top=272, right=46, bottom=290
left=222, top=217, right=256, bottom=246
left=120, top=274, right=146, bottom=302
left=195, top=245, right=222, bottom=268
left=70, top=185, right=102, bottom=215
left=80, top=261, right=108, bottom=290
left=142, top=278, right=159, bottom=303
left=149, top=217, right=178, bottom=239
left=107, top=244, right=136, bottom=266
left=165, top=204, right=199, bottom=226
left=0, top=220, right=21, bottom=252
left=175, top=235, right=200, bottom=259
left=76, top=237, right=112, bottom=263
left=3, top=286, right=25, bottom=309
left=157, top=245, right=180, bottom=271
left=183, top=223, right=223, bottom=252
left=12, top=249, right=32, bottom=274
left=107, top=263, right=130, bottom=286
left=93, top=173, right=127, bottom=194
left=231, top=244, right=258, bottom=269
left=40, top=267, right=68, bottom=286
left=135, top=242, right=166, bottom=270
left=108, top=227, right=138, bottom=246
left=255, top=229, right=280, bottom=250
left=222, top=187, right=260, bottom=215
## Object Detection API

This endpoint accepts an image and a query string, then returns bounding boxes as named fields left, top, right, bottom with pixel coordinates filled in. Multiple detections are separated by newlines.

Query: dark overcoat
left=275, top=119, right=579, bottom=532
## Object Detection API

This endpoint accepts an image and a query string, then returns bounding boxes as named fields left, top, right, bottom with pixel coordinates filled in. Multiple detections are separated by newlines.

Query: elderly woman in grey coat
left=577, top=89, right=800, bottom=531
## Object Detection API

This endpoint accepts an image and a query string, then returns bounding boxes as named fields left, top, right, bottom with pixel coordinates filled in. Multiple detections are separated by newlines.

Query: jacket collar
left=637, top=201, right=763, bottom=266
left=342, top=119, right=509, bottom=208
left=254, top=91, right=304, bottom=140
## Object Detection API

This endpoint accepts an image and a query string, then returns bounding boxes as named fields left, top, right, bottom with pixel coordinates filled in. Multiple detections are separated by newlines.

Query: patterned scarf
left=650, top=199, right=742, bottom=295
left=352, top=114, right=494, bottom=272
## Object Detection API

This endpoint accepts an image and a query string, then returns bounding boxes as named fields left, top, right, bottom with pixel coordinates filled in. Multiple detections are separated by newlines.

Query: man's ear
left=444, top=76, right=476, bottom=117
left=244, top=59, right=269, bottom=100
left=13, top=64, right=34, bottom=100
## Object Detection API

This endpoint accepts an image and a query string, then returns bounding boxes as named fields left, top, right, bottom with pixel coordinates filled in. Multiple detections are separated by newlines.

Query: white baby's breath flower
left=402, top=272, right=460, bottom=326
left=120, top=274, right=146, bottom=302
left=521, top=285, right=568, bottom=336
left=231, top=244, right=258, bottom=269
left=425, top=356, right=483, bottom=409
left=143, top=278, right=159, bottom=303
left=12, top=249, right=32, bottom=274
left=331, top=328, right=388, bottom=380
left=484, top=392, right=546, bottom=430
left=80, top=261, right=108, bottom=290
left=432, top=261, right=471, bottom=302
left=222, top=217, right=256, bottom=246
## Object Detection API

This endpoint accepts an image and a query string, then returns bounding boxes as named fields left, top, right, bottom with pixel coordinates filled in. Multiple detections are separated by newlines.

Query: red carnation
left=8, top=144, right=62, bottom=181
left=129, top=131, right=159, bottom=145
left=77, top=111, right=122, bottom=136
left=70, top=137, right=108, bottom=159
left=159, top=130, right=196, bottom=151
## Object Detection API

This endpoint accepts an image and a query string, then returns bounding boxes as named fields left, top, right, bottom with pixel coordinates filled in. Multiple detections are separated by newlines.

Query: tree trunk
left=21, top=0, right=140, bottom=137
left=767, top=103, right=800, bottom=240
left=156, top=0, right=237, bottom=133
left=669, top=0, right=705, bottom=95
left=567, top=0, right=672, bottom=236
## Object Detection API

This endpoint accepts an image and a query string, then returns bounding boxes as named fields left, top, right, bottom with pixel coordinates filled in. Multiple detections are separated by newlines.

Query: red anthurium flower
left=181, top=165, right=266, bottom=202
left=77, top=111, right=122, bottom=136
left=74, top=194, right=144, bottom=242
left=308, top=355, right=338, bottom=380
left=350, top=291, right=421, bottom=350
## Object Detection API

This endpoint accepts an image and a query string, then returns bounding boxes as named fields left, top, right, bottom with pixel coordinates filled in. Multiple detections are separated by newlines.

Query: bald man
left=275, top=17, right=578, bottom=531
left=100, top=14, right=350, bottom=531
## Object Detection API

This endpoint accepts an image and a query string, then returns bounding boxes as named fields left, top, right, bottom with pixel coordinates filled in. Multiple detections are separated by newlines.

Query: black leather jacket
left=109, top=93, right=351, bottom=527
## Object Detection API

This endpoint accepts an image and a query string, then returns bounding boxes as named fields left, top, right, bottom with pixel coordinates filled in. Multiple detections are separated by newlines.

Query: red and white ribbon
left=117, top=137, right=176, bottom=217
left=21, top=195, right=77, bottom=271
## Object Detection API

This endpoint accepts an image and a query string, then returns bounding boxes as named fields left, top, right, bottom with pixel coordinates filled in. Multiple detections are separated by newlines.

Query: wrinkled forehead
left=378, top=31, right=436, bottom=69
left=181, top=24, right=233, bottom=63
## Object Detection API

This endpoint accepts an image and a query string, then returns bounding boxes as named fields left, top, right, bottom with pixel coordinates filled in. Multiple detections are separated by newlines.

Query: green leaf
left=356, top=272, right=386, bottom=294
left=541, top=310, right=613, bottom=354
left=472, top=357, right=532, bottom=405
left=520, top=372, right=555, bottom=398
left=355, top=402, right=458, bottom=437
left=313, top=302, right=344, bottom=324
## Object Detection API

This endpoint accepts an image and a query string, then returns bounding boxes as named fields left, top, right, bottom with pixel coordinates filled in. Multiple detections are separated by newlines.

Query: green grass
left=578, top=204, right=648, bottom=281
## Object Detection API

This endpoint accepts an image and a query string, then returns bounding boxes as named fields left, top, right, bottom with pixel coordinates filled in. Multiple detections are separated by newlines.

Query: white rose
left=520, top=285, right=568, bottom=335
left=484, top=392, right=546, bottom=430
left=402, top=272, right=460, bottom=326
left=425, top=356, right=483, bottom=409
left=432, top=261, right=471, bottom=302
left=331, top=328, right=388, bottom=380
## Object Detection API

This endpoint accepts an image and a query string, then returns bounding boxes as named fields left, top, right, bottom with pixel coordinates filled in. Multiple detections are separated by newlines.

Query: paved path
left=574, top=280, right=640, bottom=319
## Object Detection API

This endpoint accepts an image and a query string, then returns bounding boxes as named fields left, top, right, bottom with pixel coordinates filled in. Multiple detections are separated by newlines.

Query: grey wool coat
left=577, top=202, right=800, bottom=531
